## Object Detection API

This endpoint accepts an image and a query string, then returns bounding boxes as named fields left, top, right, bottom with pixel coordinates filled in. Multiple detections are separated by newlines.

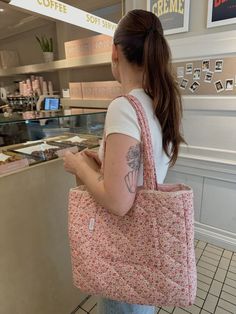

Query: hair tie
left=146, top=26, right=158, bottom=35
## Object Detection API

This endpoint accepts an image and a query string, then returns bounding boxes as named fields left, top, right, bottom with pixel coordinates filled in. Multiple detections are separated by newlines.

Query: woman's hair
left=113, top=9, right=185, bottom=166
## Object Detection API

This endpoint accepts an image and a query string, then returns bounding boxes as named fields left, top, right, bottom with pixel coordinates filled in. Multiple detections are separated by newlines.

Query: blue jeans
left=97, top=298, right=156, bottom=314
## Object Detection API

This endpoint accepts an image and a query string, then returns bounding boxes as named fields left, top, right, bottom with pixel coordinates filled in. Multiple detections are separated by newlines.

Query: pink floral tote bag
left=68, top=95, right=197, bottom=307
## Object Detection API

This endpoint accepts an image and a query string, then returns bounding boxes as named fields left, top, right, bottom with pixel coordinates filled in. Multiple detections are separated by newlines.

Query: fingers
left=63, top=150, right=73, bottom=160
left=84, top=150, right=96, bottom=158
left=83, top=150, right=101, bottom=165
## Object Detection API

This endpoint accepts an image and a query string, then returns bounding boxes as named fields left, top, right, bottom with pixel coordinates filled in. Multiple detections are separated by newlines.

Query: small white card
left=58, top=136, right=86, bottom=143
left=89, top=218, right=95, bottom=231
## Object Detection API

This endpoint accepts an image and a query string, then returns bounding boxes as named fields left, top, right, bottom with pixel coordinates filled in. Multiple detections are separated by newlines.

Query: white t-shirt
left=99, top=88, right=170, bottom=185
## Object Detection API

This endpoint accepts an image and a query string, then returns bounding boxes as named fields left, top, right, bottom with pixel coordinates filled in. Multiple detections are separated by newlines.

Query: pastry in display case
left=8, top=141, right=78, bottom=161
left=0, top=151, right=31, bottom=175
left=47, top=134, right=101, bottom=150
left=0, top=111, right=106, bottom=175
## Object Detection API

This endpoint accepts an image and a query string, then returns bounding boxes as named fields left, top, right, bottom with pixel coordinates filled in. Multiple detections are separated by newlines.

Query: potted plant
left=36, top=36, right=54, bottom=62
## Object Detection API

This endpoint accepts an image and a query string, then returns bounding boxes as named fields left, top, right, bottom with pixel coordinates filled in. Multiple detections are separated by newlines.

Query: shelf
left=0, top=53, right=111, bottom=77
left=60, top=99, right=110, bottom=109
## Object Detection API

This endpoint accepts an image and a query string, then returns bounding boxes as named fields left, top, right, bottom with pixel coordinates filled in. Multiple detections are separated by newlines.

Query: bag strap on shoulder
left=123, top=94, right=158, bottom=190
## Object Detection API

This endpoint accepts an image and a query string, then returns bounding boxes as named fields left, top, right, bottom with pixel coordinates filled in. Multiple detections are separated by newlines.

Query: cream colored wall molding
left=180, top=144, right=236, bottom=167
left=169, top=30, right=236, bottom=61
left=171, top=157, right=236, bottom=183
left=182, top=95, right=236, bottom=112
left=195, top=222, right=236, bottom=252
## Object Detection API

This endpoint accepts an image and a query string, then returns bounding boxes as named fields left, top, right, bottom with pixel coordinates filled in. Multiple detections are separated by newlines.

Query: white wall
left=56, top=3, right=122, bottom=91
left=169, top=38, right=236, bottom=250
left=0, top=22, right=57, bottom=65
left=0, top=22, right=60, bottom=91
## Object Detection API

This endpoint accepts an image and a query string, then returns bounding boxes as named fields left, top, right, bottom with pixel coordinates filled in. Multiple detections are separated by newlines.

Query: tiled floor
left=71, top=240, right=236, bottom=314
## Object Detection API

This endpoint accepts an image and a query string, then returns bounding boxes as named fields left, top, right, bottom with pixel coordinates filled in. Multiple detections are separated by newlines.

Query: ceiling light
left=0, top=8, right=4, bottom=12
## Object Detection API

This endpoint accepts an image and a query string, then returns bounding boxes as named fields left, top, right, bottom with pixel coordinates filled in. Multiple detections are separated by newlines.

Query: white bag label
left=89, top=218, right=95, bottom=231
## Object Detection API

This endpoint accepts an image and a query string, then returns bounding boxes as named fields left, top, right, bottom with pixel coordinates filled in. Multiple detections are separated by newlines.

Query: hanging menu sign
left=147, top=0, right=190, bottom=35
left=9, top=0, right=117, bottom=37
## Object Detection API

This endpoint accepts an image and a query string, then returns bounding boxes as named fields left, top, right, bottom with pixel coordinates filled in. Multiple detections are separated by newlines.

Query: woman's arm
left=64, top=133, right=140, bottom=216
left=75, top=150, right=101, bottom=186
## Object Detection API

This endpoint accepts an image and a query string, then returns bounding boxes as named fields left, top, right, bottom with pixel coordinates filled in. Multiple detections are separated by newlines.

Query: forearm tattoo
left=124, top=144, right=141, bottom=193
left=97, top=174, right=104, bottom=182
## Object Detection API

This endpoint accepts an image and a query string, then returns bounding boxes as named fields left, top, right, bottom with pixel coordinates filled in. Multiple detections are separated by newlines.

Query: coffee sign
left=9, top=0, right=117, bottom=37
left=147, top=0, right=190, bottom=35
left=36, top=0, right=67, bottom=14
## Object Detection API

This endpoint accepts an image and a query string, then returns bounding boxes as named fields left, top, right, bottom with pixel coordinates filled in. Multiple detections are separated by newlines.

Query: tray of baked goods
left=46, top=134, right=101, bottom=151
left=6, top=134, right=100, bottom=163
left=0, top=151, right=31, bottom=175
left=7, top=141, right=78, bottom=161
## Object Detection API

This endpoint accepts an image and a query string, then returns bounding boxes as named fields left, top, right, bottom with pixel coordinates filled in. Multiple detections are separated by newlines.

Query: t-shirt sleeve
left=105, top=97, right=141, bottom=141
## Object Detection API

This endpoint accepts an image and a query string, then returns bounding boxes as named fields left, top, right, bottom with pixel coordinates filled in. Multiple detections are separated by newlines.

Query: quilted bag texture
left=68, top=95, right=197, bottom=307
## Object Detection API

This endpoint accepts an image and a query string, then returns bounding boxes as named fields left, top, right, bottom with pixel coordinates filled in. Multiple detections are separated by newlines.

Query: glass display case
left=0, top=111, right=106, bottom=145
left=0, top=111, right=106, bottom=174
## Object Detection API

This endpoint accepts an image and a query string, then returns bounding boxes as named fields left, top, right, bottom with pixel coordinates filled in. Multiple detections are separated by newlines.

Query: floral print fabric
left=68, top=95, right=197, bottom=307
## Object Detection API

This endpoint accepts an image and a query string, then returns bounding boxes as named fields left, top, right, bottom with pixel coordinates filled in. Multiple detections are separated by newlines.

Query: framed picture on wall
left=147, top=0, right=190, bottom=35
left=207, top=0, right=236, bottom=28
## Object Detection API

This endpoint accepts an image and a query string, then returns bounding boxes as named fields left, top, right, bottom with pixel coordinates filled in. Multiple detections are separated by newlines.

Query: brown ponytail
left=114, top=9, right=185, bottom=166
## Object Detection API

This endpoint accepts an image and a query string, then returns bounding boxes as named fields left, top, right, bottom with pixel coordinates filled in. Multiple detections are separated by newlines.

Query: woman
left=64, top=9, right=184, bottom=314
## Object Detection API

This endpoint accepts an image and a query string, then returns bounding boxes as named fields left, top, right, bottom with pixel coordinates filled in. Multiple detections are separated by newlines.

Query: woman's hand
left=63, top=150, right=101, bottom=179
left=84, top=150, right=102, bottom=167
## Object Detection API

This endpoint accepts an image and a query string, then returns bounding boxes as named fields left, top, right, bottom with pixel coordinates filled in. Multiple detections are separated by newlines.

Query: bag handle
left=123, top=94, right=158, bottom=190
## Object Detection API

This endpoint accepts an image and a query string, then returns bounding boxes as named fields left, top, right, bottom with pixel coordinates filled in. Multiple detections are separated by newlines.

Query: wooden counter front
left=0, top=159, right=86, bottom=314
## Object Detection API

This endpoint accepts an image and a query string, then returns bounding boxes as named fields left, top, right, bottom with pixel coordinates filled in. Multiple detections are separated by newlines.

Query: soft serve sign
left=9, top=0, right=117, bottom=37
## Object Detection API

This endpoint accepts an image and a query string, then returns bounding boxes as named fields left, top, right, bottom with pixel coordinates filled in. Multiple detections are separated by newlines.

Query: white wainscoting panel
left=166, top=155, right=236, bottom=251
left=201, top=178, right=236, bottom=234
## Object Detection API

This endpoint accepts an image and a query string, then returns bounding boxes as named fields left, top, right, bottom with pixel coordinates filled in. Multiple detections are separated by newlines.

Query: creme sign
left=147, top=0, right=190, bottom=35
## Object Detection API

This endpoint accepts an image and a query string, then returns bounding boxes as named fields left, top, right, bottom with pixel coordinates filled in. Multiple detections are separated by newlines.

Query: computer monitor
left=44, top=97, right=60, bottom=110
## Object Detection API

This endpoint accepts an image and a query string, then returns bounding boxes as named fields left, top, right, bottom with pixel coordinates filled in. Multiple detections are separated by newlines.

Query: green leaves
left=50, top=37, right=53, bottom=53
left=36, top=36, right=53, bottom=52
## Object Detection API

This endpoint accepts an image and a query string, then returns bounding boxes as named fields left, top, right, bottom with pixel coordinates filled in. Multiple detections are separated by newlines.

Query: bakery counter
left=0, top=110, right=102, bottom=312
left=0, top=133, right=102, bottom=176
left=0, top=158, right=87, bottom=314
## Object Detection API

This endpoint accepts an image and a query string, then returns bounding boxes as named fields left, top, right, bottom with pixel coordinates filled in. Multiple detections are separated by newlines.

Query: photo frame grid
left=175, top=56, right=236, bottom=95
